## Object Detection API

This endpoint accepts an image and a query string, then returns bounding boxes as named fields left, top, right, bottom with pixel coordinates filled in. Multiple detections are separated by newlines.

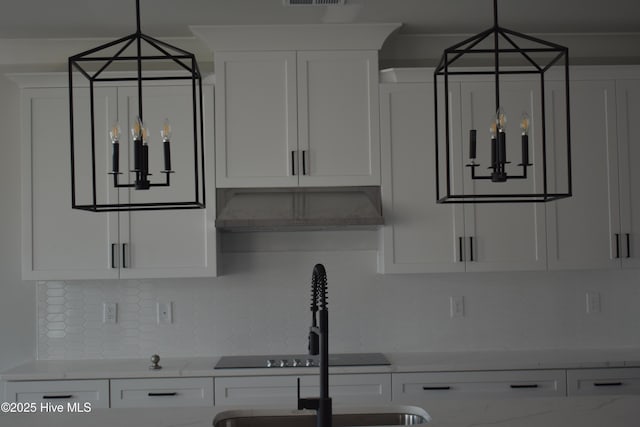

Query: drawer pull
left=42, top=394, right=73, bottom=399
left=147, top=392, right=178, bottom=397
left=510, top=384, right=539, bottom=389
left=422, top=386, right=451, bottom=391
left=593, top=382, right=623, bottom=387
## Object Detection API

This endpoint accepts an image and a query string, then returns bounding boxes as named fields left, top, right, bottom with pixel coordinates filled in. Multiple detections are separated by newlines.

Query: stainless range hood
left=215, top=187, right=384, bottom=231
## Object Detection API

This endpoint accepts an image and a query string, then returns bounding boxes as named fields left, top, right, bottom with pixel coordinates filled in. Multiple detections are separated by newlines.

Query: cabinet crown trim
left=190, top=23, right=401, bottom=52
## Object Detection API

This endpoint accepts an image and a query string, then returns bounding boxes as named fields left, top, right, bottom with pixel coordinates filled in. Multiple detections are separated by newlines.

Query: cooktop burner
left=214, top=352, right=390, bottom=369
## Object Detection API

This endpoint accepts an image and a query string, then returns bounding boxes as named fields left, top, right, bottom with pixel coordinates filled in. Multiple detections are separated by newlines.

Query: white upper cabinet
left=378, top=80, right=464, bottom=274
left=378, top=70, right=545, bottom=273
left=546, top=79, right=620, bottom=270
left=296, top=51, right=380, bottom=186
left=460, top=79, right=547, bottom=272
left=616, top=79, right=640, bottom=269
left=18, top=76, right=217, bottom=280
left=215, top=51, right=298, bottom=187
left=197, top=24, right=400, bottom=189
left=215, top=50, right=380, bottom=188
left=21, top=87, right=119, bottom=280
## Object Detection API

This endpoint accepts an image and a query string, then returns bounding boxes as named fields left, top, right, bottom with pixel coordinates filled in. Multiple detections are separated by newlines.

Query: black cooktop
left=215, top=352, right=390, bottom=369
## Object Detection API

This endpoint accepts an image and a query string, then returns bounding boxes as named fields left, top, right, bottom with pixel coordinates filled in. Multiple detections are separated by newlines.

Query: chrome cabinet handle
left=122, top=243, right=128, bottom=269
left=111, top=243, right=118, bottom=269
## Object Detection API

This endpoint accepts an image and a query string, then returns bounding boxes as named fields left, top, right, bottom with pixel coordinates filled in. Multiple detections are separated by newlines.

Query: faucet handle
left=308, top=327, right=319, bottom=356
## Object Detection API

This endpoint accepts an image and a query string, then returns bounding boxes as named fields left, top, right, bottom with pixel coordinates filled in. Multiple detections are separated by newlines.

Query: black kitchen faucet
left=297, top=263, right=332, bottom=427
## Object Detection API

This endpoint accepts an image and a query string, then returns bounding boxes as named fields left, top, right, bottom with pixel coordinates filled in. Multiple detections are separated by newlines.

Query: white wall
left=36, top=242, right=640, bottom=360
left=0, top=71, right=36, bottom=371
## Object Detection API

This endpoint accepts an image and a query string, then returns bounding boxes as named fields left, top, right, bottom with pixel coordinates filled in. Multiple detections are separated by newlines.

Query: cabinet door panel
left=118, top=85, right=216, bottom=278
left=215, top=51, right=298, bottom=187
left=378, top=83, right=464, bottom=273
left=297, top=51, right=380, bottom=186
left=22, top=88, right=118, bottom=280
left=617, top=80, right=640, bottom=268
left=546, top=80, right=620, bottom=270
left=460, top=80, right=547, bottom=272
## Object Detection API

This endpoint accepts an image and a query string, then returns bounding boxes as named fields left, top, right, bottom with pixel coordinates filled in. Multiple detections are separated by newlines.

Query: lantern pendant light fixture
left=69, top=0, right=205, bottom=211
left=434, top=0, right=572, bottom=203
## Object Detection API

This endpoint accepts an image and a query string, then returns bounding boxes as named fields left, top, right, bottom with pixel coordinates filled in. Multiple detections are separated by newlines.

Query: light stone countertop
left=0, top=396, right=638, bottom=427
left=3, top=348, right=640, bottom=381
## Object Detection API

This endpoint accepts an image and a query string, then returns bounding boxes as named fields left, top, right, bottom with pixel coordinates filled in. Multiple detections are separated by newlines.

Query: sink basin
left=213, top=406, right=430, bottom=427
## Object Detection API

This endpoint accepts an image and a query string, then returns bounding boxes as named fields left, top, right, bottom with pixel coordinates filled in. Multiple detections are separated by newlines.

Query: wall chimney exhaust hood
left=215, top=187, right=384, bottom=231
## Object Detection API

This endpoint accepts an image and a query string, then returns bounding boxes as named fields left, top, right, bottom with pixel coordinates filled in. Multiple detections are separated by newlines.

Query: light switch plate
left=103, top=302, right=117, bottom=324
left=586, top=292, right=601, bottom=314
left=450, top=296, right=465, bottom=318
left=157, top=301, right=173, bottom=324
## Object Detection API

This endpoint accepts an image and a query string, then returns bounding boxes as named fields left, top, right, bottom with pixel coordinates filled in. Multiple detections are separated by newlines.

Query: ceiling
left=2, top=0, right=640, bottom=39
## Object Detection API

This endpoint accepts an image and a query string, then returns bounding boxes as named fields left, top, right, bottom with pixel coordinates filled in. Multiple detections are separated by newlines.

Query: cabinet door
left=297, top=51, right=380, bottom=186
left=110, top=377, right=214, bottom=408
left=214, top=374, right=391, bottom=407
left=5, top=379, right=109, bottom=408
left=567, top=368, right=640, bottom=396
left=392, top=370, right=566, bottom=404
left=117, top=85, right=217, bottom=278
left=460, top=80, right=547, bottom=272
left=546, top=80, right=620, bottom=270
left=616, top=80, right=640, bottom=268
left=21, top=87, right=119, bottom=280
left=378, top=83, right=464, bottom=273
left=215, top=51, right=298, bottom=187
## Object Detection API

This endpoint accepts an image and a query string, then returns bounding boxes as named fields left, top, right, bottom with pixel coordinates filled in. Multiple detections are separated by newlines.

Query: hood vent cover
left=284, top=0, right=346, bottom=6
left=216, top=186, right=383, bottom=231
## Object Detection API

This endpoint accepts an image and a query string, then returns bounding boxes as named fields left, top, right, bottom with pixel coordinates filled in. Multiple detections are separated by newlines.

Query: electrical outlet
left=450, top=296, right=465, bottom=318
left=586, top=292, right=601, bottom=314
left=157, top=301, right=173, bottom=324
left=103, top=302, right=117, bottom=324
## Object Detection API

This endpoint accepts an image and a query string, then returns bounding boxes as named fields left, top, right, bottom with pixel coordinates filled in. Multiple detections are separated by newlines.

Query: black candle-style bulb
left=161, top=119, right=172, bottom=171
left=469, top=129, right=477, bottom=159
left=112, top=142, right=119, bottom=173
left=498, top=131, right=506, bottom=164
left=491, top=137, right=497, bottom=168
left=521, top=134, right=529, bottom=165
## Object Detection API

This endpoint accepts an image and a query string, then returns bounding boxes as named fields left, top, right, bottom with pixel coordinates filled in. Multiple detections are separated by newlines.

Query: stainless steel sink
left=213, top=407, right=430, bottom=427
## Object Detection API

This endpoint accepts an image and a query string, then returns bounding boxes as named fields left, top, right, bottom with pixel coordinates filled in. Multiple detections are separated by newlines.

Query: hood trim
left=215, top=186, right=384, bottom=231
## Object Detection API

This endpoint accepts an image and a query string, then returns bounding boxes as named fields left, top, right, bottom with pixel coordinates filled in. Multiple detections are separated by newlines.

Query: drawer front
left=392, top=370, right=566, bottom=402
left=110, top=377, right=213, bottom=408
left=215, top=373, right=391, bottom=407
left=4, top=380, right=109, bottom=408
left=567, top=368, right=640, bottom=396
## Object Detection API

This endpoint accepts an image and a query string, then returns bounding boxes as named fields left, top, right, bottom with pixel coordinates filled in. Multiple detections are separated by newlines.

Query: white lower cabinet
left=214, top=373, right=391, bottom=407
left=567, top=368, right=640, bottom=396
left=110, top=377, right=213, bottom=408
left=4, top=380, right=109, bottom=408
left=392, top=370, right=566, bottom=403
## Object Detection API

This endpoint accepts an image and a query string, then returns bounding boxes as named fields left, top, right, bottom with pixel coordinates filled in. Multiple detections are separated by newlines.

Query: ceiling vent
left=284, top=0, right=346, bottom=5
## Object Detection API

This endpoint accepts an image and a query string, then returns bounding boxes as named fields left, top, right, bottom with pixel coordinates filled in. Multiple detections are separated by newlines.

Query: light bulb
left=131, top=117, right=143, bottom=140
left=520, top=112, right=530, bottom=135
left=161, top=118, right=172, bottom=142
left=109, top=121, right=121, bottom=143
left=496, top=107, right=507, bottom=131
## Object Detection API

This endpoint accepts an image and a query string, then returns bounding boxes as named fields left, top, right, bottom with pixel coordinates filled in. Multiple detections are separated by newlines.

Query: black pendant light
left=434, top=0, right=572, bottom=203
left=69, top=0, right=205, bottom=211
